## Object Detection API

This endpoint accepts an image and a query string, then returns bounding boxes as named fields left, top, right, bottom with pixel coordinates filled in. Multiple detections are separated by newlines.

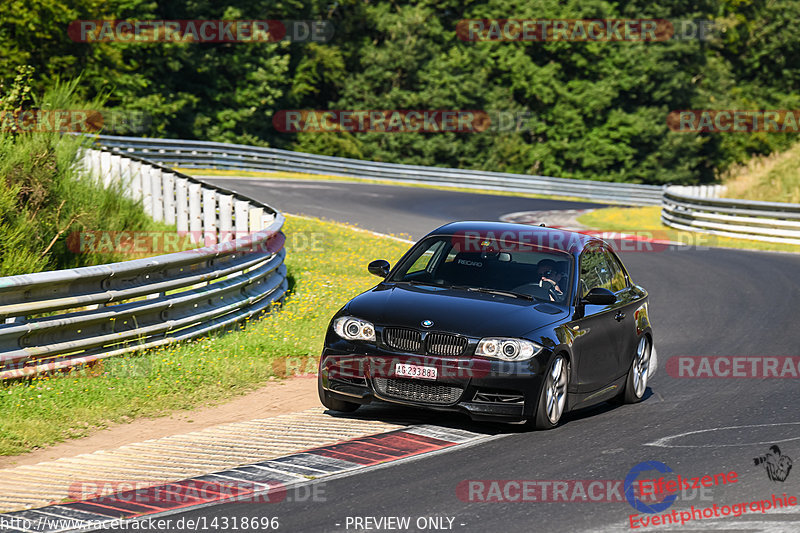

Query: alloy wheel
left=545, top=355, right=568, bottom=424
left=632, top=337, right=650, bottom=398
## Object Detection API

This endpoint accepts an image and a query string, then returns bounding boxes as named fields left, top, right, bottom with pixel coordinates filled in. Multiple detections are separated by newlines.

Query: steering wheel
left=511, top=280, right=561, bottom=302
left=526, top=279, right=565, bottom=302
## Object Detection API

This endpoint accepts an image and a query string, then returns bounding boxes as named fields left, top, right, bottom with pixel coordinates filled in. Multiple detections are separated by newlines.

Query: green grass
left=0, top=215, right=410, bottom=456
left=577, top=206, right=800, bottom=253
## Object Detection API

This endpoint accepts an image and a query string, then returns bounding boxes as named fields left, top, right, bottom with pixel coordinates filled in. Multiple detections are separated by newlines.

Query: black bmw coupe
left=317, top=221, right=656, bottom=429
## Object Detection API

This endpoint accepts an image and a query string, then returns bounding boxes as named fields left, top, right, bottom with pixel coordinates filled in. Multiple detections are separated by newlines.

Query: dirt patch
left=0, top=376, right=319, bottom=469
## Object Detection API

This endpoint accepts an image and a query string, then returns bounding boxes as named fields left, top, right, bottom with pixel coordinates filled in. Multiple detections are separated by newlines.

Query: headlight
left=475, top=338, right=543, bottom=361
left=333, top=316, right=376, bottom=341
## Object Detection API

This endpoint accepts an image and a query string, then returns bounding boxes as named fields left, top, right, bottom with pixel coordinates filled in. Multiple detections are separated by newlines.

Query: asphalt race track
left=155, top=178, right=800, bottom=532
left=196, top=177, right=607, bottom=239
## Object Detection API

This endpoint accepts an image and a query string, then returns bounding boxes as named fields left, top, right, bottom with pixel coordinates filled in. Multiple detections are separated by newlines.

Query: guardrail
left=669, top=184, right=727, bottom=199
left=88, top=135, right=799, bottom=248
left=93, top=135, right=665, bottom=206
left=0, top=148, right=288, bottom=380
left=662, top=187, right=800, bottom=245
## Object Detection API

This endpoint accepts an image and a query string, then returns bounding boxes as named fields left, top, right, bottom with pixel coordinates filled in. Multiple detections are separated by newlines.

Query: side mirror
left=581, top=287, right=616, bottom=305
left=368, top=259, right=390, bottom=278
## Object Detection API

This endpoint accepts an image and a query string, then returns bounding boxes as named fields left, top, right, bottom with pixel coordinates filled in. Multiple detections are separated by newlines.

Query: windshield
left=388, top=235, right=574, bottom=304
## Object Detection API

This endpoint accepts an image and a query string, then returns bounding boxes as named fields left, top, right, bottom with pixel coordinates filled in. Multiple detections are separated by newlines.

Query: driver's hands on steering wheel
left=539, top=277, right=560, bottom=289
left=539, top=277, right=564, bottom=302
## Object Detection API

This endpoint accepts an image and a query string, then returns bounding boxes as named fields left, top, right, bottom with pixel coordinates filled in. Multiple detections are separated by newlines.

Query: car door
left=570, top=246, right=625, bottom=393
left=602, top=247, right=644, bottom=375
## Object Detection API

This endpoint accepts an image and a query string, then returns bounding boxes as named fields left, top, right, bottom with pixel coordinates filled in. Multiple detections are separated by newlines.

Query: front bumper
left=319, top=346, right=548, bottom=422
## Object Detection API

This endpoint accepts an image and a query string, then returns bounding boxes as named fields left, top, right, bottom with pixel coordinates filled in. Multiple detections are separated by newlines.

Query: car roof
left=427, top=220, right=601, bottom=255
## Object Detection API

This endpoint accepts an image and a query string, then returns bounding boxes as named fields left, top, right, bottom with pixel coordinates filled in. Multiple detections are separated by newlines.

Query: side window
left=405, top=240, right=446, bottom=275
left=603, top=249, right=628, bottom=292
left=579, top=248, right=612, bottom=297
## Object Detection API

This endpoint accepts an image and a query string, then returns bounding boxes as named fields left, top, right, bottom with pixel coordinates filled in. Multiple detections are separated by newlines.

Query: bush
left=0, top=70, right=174, bottom=276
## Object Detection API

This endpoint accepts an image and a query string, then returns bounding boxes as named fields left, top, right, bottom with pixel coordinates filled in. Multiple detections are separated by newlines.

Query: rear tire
left=318, top=378, right=360, bottom=412
left=532, top=354, right=569, bottom=430
left=621, top=336, right=651, bottom=404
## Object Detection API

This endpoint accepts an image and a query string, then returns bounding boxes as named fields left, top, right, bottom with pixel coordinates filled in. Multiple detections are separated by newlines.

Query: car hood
left=344, top=283, right=569, bottom=338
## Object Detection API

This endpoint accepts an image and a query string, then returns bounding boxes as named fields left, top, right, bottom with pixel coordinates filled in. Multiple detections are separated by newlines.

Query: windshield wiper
left=449, top=285, right=535, bottom=301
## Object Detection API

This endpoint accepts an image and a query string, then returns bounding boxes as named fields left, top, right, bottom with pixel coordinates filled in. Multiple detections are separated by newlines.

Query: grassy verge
left=0, top=215, right=410, bottom=456
left=1, top=73, right=176, bottom=276
left=178, top=167, right=603, bottom=205
left=722, top=142, right=800, bottom=203
left=577, top=206, right=800, bottom=253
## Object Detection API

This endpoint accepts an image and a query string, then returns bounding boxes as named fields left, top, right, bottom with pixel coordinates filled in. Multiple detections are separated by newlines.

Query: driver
left=536, top=259, right=565, bottom=301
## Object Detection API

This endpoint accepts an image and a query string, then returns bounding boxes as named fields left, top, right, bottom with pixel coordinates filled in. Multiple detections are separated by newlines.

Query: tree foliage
left=2, top=0, right=798, bottom=184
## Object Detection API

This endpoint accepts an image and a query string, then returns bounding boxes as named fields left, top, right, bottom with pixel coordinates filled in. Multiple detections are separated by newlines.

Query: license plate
left=395, top=363, right=438, bottom=380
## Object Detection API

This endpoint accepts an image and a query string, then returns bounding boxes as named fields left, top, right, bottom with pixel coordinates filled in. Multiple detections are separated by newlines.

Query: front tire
left=622, top=336, right=651, bottom=404
left=318, top=378, right=360, bottom=413
left=533, top=354, right=569, bottom=429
